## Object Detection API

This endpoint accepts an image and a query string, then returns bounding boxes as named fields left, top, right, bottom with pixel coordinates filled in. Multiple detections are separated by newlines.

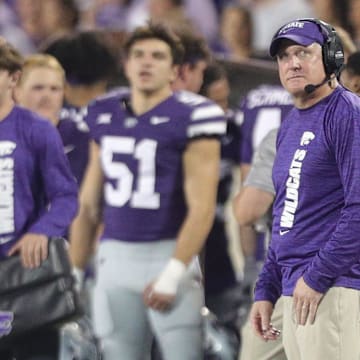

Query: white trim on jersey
left=187, top=122, right=226, bottom=138
left=191, top=105, right=224, bottom=121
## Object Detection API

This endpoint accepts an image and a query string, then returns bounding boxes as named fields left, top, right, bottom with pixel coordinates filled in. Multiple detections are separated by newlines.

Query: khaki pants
left=283, top=287, right=360, bottom=360
left=239, top=297, right=287, bottom=360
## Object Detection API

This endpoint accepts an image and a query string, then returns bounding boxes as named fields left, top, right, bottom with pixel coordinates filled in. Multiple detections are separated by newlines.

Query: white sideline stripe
left=191, top=105, right=224, bottom=121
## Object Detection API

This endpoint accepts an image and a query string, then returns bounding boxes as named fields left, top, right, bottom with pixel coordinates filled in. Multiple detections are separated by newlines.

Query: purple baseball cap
left=270, top=19, right=325, bottom=57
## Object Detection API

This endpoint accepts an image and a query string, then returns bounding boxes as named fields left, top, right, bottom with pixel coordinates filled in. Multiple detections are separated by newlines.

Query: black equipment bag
left=0, top=237, right=83, bottom=345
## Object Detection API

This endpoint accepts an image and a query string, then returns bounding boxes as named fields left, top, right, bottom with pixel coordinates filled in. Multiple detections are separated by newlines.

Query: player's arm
left=234, top=187, right=274, bottom=226
left=233, top=185, right=274, bottom=293
left=237, top=163, right=258, bottom=255
left=144, top=138, right=220, bottom=310
left=69, top=140, right=103, bottom=272
left=174, top=137, right=220, bottom=263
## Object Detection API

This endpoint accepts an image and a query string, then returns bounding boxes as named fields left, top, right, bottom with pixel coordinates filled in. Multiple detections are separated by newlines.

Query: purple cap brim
left=270, top=35, right=317, bottom=57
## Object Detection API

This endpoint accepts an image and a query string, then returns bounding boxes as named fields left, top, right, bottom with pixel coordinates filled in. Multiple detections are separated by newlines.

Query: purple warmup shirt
left=239, top=84, right=293, bottom=164
left=86, top=89, right=226, bottom=243
left=255, top=87, right=360, bottom=304
left=58, top=104, right=90, bottom=185
left=0, top=106, right=78, bottom=257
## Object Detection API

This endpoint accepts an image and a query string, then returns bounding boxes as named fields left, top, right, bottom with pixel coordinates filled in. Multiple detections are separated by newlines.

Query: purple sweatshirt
left=255, top=86, right=360, bottom=303
left=0, top=106, right=78, bottom=257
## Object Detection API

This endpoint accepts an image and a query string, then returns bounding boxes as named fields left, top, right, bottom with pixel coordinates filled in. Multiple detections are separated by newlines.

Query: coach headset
left=271, top=18, right=344, bottom=78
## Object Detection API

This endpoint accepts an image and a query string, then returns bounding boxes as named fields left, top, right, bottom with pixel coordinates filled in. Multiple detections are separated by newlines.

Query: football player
left=43, top=31, right=118, bottom=185
left=237, top=84, right=293, bottom=308
left=69, top=23, right=226, bottom=360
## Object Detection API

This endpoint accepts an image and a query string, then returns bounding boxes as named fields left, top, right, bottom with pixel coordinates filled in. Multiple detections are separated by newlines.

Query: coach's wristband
left=153, top=258, right=187, bottom=295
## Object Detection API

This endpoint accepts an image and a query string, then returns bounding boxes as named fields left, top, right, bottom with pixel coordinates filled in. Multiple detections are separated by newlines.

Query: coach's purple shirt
left=255, top=86, right=360, bottom=303
left=0, top=106, right=78, bottom=257
left=86, top=89, right=226, bottom=243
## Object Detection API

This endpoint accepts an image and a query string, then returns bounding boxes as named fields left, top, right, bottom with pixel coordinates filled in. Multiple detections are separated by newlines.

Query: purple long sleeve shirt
left=255, top=86, right=360, bottom=303
left=0, top=106, right=78, bottom=257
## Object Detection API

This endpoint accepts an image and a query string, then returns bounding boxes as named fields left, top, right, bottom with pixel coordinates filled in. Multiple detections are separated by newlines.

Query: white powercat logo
left=0, top=141, right=16, bottom=156
left=300, top=131, right=315, bottom=146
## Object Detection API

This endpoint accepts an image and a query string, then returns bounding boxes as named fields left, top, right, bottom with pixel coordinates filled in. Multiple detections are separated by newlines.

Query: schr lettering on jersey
left=280, top=149, right=307, bottom=229
left=247, top=87, right=293, bottom=109
left=0, top=157, right=15, bottom=235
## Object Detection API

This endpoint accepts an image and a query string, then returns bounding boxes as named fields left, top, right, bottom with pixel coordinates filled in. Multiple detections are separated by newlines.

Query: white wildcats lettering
left=279, top=131, right=315, bottom=234
left=0, top=158, right=15, bottom=235
left=280, top=149, right=307, bottom=230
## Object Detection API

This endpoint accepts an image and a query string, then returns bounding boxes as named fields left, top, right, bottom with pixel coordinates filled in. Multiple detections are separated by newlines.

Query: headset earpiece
left=305, top=18, right=344, bottom=76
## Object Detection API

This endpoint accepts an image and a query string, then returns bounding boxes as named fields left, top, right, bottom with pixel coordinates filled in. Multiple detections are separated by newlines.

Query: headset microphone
left=304, top=76, right=329, bottom=94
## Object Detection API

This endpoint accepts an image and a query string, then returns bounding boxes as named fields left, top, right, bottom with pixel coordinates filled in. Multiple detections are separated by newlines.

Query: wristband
left=153, top=258, right=186, bottom=295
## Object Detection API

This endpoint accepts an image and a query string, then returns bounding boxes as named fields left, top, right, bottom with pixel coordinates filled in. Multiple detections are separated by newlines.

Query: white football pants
left=92, top=240, right=204, bottom=360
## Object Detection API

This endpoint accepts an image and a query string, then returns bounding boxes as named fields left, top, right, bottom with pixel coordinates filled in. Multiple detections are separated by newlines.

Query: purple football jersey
left=255, top=87, right=360, bottom=303
left=58, top=103, right=90, bottom=185
left=86, top=89, right=226, bottom=243
left=239, top=84, right=293, bottom=164
left=0, top=106, right=78, bottom=258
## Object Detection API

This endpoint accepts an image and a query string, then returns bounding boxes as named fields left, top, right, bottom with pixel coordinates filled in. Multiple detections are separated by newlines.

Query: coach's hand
left=293, top=276, right=323, bottom=325
left=250, top=300, right=280, bottom=341
left=8, top=233, right=48, bottom=268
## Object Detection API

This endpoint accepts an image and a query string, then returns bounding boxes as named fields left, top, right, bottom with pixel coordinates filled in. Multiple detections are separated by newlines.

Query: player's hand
left=143, top=282, right=176, bottom=312
left=293, top=276, right=323, bottom=325
left=250, top=300, right=280, bottom=341
left=8, top=233, right=48, bottom=268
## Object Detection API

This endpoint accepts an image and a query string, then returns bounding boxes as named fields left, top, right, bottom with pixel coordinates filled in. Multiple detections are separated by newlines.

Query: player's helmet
left=59, top=316, right=102, bottom=360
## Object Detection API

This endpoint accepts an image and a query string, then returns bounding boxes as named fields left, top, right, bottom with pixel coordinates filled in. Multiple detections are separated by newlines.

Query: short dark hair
left=345, top=51, right=360, bottom=76
left=175, top=29, right=211, bottom=68
left=43, top=31, right=117, bottom=85
left=124, top=22, right=184, bottom=65
left=0, top=42, right=23, bottom=73
left=199, top=62, right=227, bottom=96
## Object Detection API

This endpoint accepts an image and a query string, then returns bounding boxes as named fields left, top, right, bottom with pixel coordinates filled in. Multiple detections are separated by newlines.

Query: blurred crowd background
left=2, top=0, right=359, bottom=104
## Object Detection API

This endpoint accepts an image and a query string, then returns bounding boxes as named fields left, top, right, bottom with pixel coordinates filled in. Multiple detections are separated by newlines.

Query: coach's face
left=276, top=40, right=326, bottom=98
